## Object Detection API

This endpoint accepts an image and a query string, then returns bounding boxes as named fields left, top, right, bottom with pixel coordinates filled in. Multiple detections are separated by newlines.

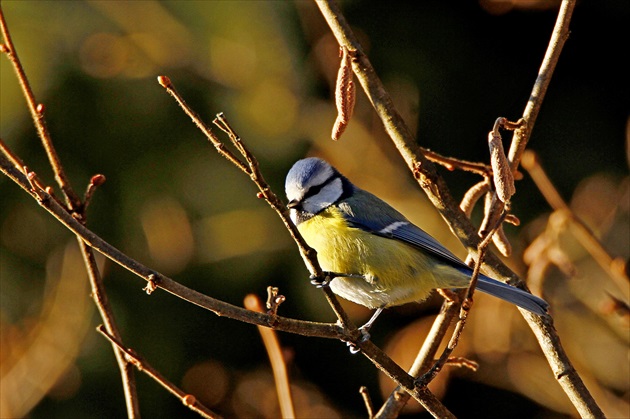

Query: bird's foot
left=346, top=326, right=371, bottom=354
left=310, top=271, right=366, bottom=288
left=309, top=272, right=333, bottom=288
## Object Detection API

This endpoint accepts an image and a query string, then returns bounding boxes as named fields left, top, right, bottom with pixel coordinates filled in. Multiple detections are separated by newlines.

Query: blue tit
left=285, top=157, right=548, bottom=333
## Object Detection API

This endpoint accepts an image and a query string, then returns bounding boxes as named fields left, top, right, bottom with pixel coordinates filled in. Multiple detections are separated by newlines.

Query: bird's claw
left=345, top=328, right=371, bottom=354
left=347, top=341, right=361, bottom=354
left=309, top=272, right=333, bottom=288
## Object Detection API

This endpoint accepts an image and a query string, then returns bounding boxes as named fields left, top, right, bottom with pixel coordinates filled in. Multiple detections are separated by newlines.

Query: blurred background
left=1, top=0, right=628, bottom=417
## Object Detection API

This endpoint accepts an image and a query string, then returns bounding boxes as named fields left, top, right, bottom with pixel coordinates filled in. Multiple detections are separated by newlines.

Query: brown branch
left=419, top=213, right=506, bottom=387
left=79, top=243, right=141, bottom=417
left=359, top=386, right=374, bottom=418
left=244, top=294, right=296, bottom=419
left=506, top=5, right=573, bottom=170
left=315, top=0, right=604, bottom=417
left=97, top=326, right=221, bottom=419
left=424, top=149, right=492, bottom=177
left=0, top=6, right=140, bottom=416
left=0, top=5, right=80, bottom=210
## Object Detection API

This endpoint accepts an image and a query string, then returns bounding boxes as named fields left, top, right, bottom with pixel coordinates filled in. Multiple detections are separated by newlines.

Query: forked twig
left=418, top=212, right=507, bottom=387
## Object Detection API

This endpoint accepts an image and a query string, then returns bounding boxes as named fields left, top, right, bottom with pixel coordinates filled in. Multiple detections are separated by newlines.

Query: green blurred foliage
left=1, top=1, right=628, bottom=418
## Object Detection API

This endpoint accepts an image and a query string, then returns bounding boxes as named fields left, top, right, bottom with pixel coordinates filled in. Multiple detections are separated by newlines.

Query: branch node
left=265, top=286, right=286, bottom=317
left=143, top=274, right=159, bottom=295
left=182, top=394, right=197, bottom=408
left=83, top=174, right=106, bottom=214
left=445, top=356, right=479, bottom=372
left=157, top=75, right=172, bottom=88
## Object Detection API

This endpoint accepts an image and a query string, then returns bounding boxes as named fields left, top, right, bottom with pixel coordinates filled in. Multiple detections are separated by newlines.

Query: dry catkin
left=332, top=47, right=356, bottom=140
left=488, top=130, right=515, bottom=203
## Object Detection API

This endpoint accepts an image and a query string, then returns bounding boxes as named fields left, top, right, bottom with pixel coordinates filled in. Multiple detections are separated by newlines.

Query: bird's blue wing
left=337, top=189, right=549, bottom=315
left=338, top=190, right=470, bottom=270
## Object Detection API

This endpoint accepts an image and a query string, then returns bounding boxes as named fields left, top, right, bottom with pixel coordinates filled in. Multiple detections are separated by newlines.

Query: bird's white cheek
left=289, top=209, right=298, bottom=225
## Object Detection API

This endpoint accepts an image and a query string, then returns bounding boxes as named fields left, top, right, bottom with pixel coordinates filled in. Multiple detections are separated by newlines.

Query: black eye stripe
left=304, top=174, right=338, bottom=200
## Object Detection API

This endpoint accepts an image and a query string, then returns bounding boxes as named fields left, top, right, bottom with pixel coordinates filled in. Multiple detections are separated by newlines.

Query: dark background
left=1, top=1, right=628, bottom=418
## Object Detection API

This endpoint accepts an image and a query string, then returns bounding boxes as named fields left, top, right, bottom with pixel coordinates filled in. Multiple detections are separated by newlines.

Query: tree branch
left=314, top=0, right=604, bottom=417
left=97, top=326, right=221, bottom=419
left=0, top=6, right=140, bottom=416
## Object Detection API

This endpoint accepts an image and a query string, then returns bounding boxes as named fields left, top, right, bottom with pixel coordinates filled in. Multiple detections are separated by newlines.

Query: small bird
left=285, top=157, right=548, bottom=335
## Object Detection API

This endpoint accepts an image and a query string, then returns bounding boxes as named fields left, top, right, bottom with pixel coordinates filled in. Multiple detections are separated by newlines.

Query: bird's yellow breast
left=298, top=207, right=465, bottom=309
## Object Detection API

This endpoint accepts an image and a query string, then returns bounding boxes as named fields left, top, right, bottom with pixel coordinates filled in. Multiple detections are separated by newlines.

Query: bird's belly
left=298, top=209, right=467, bottom=309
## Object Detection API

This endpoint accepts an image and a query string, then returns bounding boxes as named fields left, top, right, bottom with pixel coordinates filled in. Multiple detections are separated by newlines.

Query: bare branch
left=97, top=326, right=221, bottom=419
left=1, top=6, right=140, bottom=415
left=244, top=294, right=296, bottom=419
left=0, top=5, right=80, bottom=210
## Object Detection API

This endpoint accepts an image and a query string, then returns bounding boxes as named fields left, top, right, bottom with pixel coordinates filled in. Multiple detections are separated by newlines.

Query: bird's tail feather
left=474, top=275, right=549, bottom=315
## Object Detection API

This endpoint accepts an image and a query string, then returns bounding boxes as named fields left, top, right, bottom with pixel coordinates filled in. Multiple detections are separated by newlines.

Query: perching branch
left=314, top=0, right=604, bottom=417
left=0, top=152, right=343, bottom=339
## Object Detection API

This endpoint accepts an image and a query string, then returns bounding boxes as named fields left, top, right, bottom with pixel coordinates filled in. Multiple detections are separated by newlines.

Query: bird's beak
left=287, top=200, right=299, bottom=209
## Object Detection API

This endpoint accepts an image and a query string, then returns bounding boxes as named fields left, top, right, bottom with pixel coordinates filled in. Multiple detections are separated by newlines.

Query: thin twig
left=97, top=326, right=221, bottom=419
left=0, top=5, right=80, bottom=210
left=211, top=112, right=356, bottom=330
left=359, top=386, right=374, bottom=419
left=424, top=149, right=492, bottom=177
left=0, top=138, right=25, bottom=169
left=79, top=242, right=141, bottom=417
left=506, top=4, right=573, bottom=170
left=158, top=79, right=357, bottom=332
left=419, top=212, right=505, bottom=387
left=244, top=294, right=296, bottom=419
left=157, top=76, right=250, bottom=175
